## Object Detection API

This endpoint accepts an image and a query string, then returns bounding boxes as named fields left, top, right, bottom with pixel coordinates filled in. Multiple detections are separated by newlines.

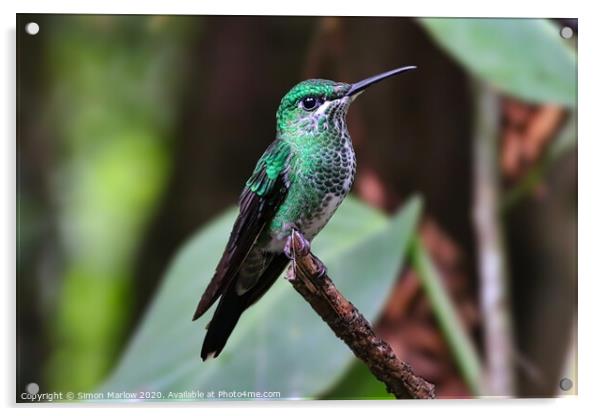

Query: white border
left=3, top=1, right=599, bottom=415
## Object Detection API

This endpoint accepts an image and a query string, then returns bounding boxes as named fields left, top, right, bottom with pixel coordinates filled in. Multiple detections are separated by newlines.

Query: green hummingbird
left=193, top=66, right=416, bottom=360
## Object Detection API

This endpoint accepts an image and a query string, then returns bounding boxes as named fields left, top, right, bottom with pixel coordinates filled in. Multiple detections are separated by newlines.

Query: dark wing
left=192, top=139, right=291, bottom=320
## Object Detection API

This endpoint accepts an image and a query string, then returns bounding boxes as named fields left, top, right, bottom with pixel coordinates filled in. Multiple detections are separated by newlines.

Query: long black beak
left=345, top=65, right=417, bottom=97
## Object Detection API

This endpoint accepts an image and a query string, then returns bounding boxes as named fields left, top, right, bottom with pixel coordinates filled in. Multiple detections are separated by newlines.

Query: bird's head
left=275, top=66, right=416, bottom=137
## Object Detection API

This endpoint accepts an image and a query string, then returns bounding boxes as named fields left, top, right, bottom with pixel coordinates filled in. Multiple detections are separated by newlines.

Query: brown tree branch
left=285, top=230, right=436, bottom=399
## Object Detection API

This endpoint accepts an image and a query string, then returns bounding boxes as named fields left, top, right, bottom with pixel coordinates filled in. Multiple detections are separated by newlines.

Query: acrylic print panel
left=16, top=14, right=577, bottom=402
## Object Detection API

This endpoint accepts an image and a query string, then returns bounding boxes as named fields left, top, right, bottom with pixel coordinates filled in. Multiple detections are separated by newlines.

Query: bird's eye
left=301, top=96, right=322, bottom=111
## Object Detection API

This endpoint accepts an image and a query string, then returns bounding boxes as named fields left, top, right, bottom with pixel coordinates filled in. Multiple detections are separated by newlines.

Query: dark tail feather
left=200, top=287, right=244, bottom=360
left=200, top=254, right=290, bottom=360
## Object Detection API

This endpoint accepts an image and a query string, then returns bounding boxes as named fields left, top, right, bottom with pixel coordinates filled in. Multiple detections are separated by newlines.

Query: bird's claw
left=284, top=229, right=311, bottom=260
left=312, top=257, right=327, bottom=279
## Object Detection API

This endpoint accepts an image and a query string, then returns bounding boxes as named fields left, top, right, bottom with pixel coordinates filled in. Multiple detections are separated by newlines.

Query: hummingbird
left=193, top=66, right=417, bottom=360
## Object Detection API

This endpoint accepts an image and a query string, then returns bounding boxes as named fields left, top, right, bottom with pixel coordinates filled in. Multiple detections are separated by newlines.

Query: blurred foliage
left=502, top=111, right=577, bottom=210
left=99, top=197, right=421, bottom=399
left=42, top=16, right=197, bottom=392
left=419, top=18, right=576, bottom=107
left=322, top=360, right=394, bottom=399
left=411, top=237, right=482, bottom=395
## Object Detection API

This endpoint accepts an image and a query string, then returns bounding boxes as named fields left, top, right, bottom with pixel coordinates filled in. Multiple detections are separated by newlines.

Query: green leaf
left=99, top=196, right=422, bottom=400
left=419, top=18, right=576, bottom=107
left=411, top=237, right=483, bottom=396
left=321, top=359, right=394, bottom=400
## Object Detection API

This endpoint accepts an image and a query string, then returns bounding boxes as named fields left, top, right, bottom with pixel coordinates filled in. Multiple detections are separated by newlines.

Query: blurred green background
left=17, top=15, right=577, bottom=400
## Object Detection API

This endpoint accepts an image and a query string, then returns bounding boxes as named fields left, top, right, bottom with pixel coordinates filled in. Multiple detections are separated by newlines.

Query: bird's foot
left=284, top=228, right=326, bottom=279
left=284, top=228, right=311, bottom=260
left=285, top=266, right=296, bottom=281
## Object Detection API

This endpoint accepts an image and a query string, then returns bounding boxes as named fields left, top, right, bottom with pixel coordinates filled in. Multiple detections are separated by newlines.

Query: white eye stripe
left=314, top=100, right=331, bottom=115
